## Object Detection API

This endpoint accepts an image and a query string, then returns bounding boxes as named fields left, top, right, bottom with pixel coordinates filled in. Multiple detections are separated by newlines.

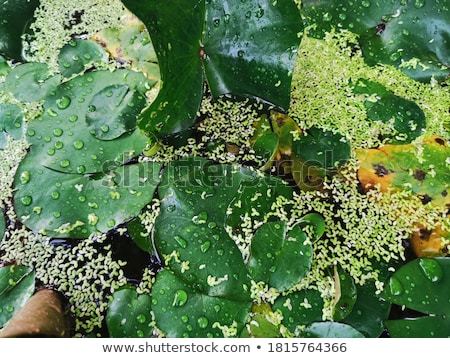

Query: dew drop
left=136, top=330, right=144, bottom=338
left=20, top=171, right=31, bottom=185
left=53, top=128, right=63, bottom=137
left=200, top=241, right=211, bottom=253
left=192, top=211, right=208, bottom=225
left=255, top=7, right=264, bottom=18
left=174, top=235, right=187, bottom=248
left=69, top=115, right=78, bottom=122
left=167, top=205, right=176, bottom=212
left=101, top=125, right=110, bottom=133
left=361, top=0, right=371, bottom=7
left=388, top=276, right=404, bottom=296
left=73, top=140, right=84, bottom=150
left=77, top=165, right=86, bottom=174
left=419, top=258, right=443, bottom=283
left=414, top=0, right=425, bottom=8
left=60, top=159, right=70, bottom=168
left=120, top=318, right=127, bottom=326
left=197, top=316, right=209, bottom=329
left=208, top=221, right=217, bottom=229
left=55, top=141, right=64, bottom=150
left=51, top=191, right=60, bottom=200
left=27, top=129, right=35, bottom=137
left=172, top=289, right=188, bottom=307
left=181, top=315, right=189, bottom=323
left=21, top=196, right=32, bottom=206
left=5, top=306, right=14, bottom=313
left=214, top=304, right=221, bottom=312
left=136, top=314, right=146, bottom=324
left=107, top=219, right=116, bottom=228
left=47, top=148, right=55, bottom=156
left=53, top=211, right=61, bottom=218
left=47, top=108, right=58, bottom=117
left=78, top=195, right=86, bottom=202
left=56, top=96, right=71, bottom=109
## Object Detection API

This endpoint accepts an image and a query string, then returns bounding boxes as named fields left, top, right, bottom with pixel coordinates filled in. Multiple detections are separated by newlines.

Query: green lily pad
left=292, top=127, right=351, bottom=171
left=352, top=78, right=426, bottom=143
left=151, top=269, right=252, bottom=338
left=0, top=103, right=24, bottom=148
left=58, top=39, right=109, bottom=78
left=14, top=158, right=162, bottom=238
left=382, top=257, right=450, bottom=337
left=106, top=286, right=153, bottom=338
left=302, top=322, right=365, bottom=338
left=122, top=0, right=303, bottom=138
left=0, top=265, right=35, bottom=328
left=342, top=280, right=391, bottom=338
left=154, top=157, right=253, bottom=301
left=273, top=289, right=324, bottom=335
left=247, top=221, right=313, bottom=292
left=5, top=63, right=61, bottom=102
left=0, top=0, right=39, bottom=61
left=302, top=0, right=450, bottom=82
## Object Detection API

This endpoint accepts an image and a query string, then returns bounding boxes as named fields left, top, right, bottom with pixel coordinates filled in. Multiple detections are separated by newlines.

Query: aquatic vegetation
left=0, top=0, right=449, bottom=339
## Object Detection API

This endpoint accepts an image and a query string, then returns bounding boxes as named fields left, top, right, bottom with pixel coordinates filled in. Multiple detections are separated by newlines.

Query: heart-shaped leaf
left=151, top=269, right=252, bottom=338
left=247, top=221, right=313, bottom=292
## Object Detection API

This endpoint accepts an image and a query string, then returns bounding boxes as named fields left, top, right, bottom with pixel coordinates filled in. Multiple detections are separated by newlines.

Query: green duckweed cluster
left=25, top=0, right=126, bottom=71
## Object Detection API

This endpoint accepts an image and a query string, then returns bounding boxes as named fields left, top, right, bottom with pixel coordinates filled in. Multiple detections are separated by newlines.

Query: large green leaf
left=121, top=0, right=303, bottom=138
left=152, top=269, right=251, bottom=338
left=0, top=265, right=35, bottom=328
left=106, top=286, right=153, bottom=338
left=382, top=257, right=450, bottom=337
left=301, top=322, right=365, bottom=338
left=247, top=221, right=312, bottom=292
left=0, top=0, right=39, bottom=61
left=154, top=157, right=253, bottom=301
left=302, top=0, right=450, bottom=82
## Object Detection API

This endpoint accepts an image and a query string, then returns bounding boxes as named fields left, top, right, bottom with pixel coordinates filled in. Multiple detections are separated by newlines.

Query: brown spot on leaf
left=374, top=164, right=389, bottom=177
left=434, top=137, right=445, bottom=145
left=413, top=169, right=426, bottom=181
left=419, top=194, right=432, bottom=205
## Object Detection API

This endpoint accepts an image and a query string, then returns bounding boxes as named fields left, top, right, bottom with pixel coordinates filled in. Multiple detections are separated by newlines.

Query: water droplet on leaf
left=388, top=276, right=404, bottom=296
left=172, top=289, right=188, bottom=307
left=419, top=258, right=443, bottom=283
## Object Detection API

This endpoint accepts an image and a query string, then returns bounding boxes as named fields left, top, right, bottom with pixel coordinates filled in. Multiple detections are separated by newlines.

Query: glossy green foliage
left=302, top=0, right=450, bottom=82
left=272, top=289, right=324, bottom=334
left=292, top=127, right=351, bottom=171
left=4, top=63, right=61, bottom=102
left=58, top=39, right=109, bottom=78
left=152, top=269, right=252, bottom=338
left=247, top=221, right=312, bottom=292
left=352, top=78, right=426, bottom=143
left=14, top=159, right=161, bottom=238
left=11, top=41, right=162, bottom=238
left=153, top=157, right=297, bottom=337
left=106, top=286, right=153, bottom=338
left=0, top=265, right=35, bottom=328
left=298, top=213, right=326, bottom=243
left=382, top=257, right=450, bottom=337
left=0, top=0, right=39, bottom=61
left=154, top=157, right=254, bottom=301
left=121, top=0, right=303, bottom=138
left=245, top=303, right=281, bottom=338
left=342, top=280, right=391, bottom=337
left=0, top=103, right=24, bottom=148
left=301, top=322, right=365, bottom=338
